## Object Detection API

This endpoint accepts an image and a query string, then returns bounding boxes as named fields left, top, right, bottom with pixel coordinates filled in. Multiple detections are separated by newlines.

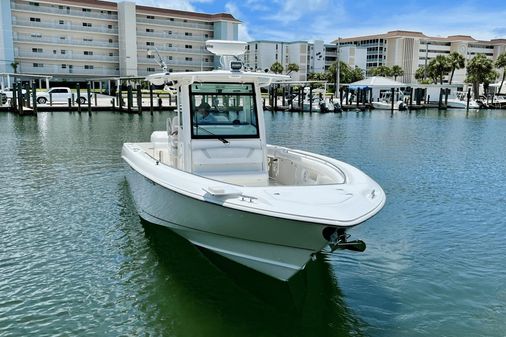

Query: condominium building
left=334, top=30, right=506, bottom=83
left=244, top=40, right=366, bottom=81
left=0, top=0, right=239, bottom=80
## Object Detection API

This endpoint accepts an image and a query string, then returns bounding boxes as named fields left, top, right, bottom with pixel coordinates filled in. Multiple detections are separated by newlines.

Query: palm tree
left=428, top=55, right=451, bottom=84
left=327, top=61, right=351, bottom=83
left=370, top=65, right=392, bottom=77
left=447, top=52, right=465, bottom=84
left=466, top=54, right=497, bottom=98
left=391, top=65, right=404, bottom=81
left=285, top=63, right=299, bottom=75
left=270, top=61, right=283, bottom=74
left=495, top=52, right=506, bottom=94
left=10, top=61, right=19, bottom=73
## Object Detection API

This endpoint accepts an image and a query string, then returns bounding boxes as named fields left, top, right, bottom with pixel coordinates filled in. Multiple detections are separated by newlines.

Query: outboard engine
left=398, top=102, right=407, bottom=111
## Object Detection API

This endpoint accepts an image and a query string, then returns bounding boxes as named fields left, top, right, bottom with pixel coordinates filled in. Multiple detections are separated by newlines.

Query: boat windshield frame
left=189, top=82, right=260, bottom=140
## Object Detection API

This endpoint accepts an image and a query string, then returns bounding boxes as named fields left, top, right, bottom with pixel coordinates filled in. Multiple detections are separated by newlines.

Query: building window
left=169, top=18, right=174, bottom=21
left=168, top=56, right=173, bottom=60
left=83, top=38, right=93, bottom=42
left=147, top=15, right=155, bottom=19
left=166, top=30, right=172, bottom=35
left=108, top=25, right=113, bottom=29
left=61, top=64, right=67, bottom=69
left=82, top=8, right=91, bottom=12
left=109, top=52, right=113, bottom=57
left=30, top=17, right=41, bottom=22
left=147, top=54, right=155, bottom=59
left=31, top=34, right=42, bottom=38
left=167, top=43, right=173, bottom=48
left=32, top=48, right=43, bottom=53
left=29, top=2, right=39, bottom=6
left=204, top=34, right=209, bottom=38
left=147, top=67, right=156, bottom=72
left=185, top=44, right=192, bottom=49
left=146, top=28, right=154, bottom=33
left=60, top=36, right=66, bottom=40
left=59, top=20, right=65, bottom=24
left=61, top=50, right=66, bottom=54
left=185, top=57, right=192, bottom=61
left=82, top=22, right=92, bottom=27
left=33, top=63, right=43, bottom=67
left=185, top=32, right=193, bottom=36
left=146, top=42, right=154, bottom=46
left=84, top=51, right=93, bottom=55
left=84, top=65, right=94, bottom=69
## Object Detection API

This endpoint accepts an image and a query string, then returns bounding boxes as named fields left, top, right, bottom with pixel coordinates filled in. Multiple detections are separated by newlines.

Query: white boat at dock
left=446, top=91, right=480, bottom=109
left=122, top=41, right=386, bottom=281
left=371, top=91, right=407, bottom=110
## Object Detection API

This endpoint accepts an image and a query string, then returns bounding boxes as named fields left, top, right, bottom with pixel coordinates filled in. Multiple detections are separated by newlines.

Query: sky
left=116, top=0, right=506, bottom=43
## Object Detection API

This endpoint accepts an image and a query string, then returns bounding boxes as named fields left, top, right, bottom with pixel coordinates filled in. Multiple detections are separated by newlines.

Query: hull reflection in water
left=141, top=220, right=367, bottom=337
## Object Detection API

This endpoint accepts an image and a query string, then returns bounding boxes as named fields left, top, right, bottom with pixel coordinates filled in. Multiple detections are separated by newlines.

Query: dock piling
left=77, top=84, right=81, bottom=114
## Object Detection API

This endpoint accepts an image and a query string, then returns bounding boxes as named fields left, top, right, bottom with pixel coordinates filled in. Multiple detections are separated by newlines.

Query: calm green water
left=0, top=109, right=505, bottom=337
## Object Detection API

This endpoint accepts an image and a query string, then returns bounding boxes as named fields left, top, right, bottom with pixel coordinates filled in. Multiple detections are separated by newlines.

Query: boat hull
left=125, top=166, right=331, bottom=281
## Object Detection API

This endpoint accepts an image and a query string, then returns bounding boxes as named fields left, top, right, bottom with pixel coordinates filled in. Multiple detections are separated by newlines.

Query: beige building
left=333, top=30, right=506, bottom=84
left=0, top=0, right=240, bottom=80
left=244, top=40, right=366, bottom=81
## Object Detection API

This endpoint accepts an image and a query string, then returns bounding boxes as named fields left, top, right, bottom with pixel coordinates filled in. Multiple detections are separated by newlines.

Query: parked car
left=0, top=87, right=26, bottom=98
left=36, top=87, right=87, bottom=104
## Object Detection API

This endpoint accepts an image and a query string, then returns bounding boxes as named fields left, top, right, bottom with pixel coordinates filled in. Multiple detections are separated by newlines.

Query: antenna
left=147, top=47, right=168, bottom=72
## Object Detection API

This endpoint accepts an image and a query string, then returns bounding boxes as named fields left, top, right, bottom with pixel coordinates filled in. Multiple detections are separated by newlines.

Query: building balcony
left=12, top=3, right=118, bottom=21
left=19, top=65, right=120, bottom=76
left=12, top=19, right=118, bottom=35
left=136, top=17, right=212, bottom=31
left=137, top=57, right=214, bottom=67
left=137, top=30, right=209, bottom=42
left=17, top=51, right=119, bottom=63
left=138, top=46, right=212, bottom=56
left=14, top=34, right=119, bottom=49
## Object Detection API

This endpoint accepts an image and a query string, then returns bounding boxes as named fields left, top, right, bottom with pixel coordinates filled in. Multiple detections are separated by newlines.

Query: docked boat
left=446, top=91, right=480, bottom=109
left=122, top=41, right=386, bottom=281
left=371, top=91, right=406, bottom=110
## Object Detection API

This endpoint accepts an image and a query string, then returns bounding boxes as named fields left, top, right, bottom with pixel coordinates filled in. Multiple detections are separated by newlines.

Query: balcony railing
left=137, top=57, right=214, bottom=67
left=19, top=65, right=120, bottom=76
left=17, top=51, right=119, bottom=62
left=136, top=30, right=209, bottom=42
left=12, top=3, right=118, bottom=21
left=136, top=17, right=212, bottom=30
left=13, top=19, right=118, bottom=35
left=14, top=34, right=119, bottom=48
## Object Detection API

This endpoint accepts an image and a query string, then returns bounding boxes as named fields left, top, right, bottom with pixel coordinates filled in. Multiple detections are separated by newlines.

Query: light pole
left=335, top=38, right=341, bottom=94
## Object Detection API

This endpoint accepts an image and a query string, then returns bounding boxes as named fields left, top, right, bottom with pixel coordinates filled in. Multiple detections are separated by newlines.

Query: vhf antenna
left=147, top=47, right=168, bottom=72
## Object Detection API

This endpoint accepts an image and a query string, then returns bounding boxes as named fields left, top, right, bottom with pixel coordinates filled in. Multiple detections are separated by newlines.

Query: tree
left=496, top=52, right=506, bottom=94
left=285, top=63, right=299, bottom=75
left=447, top=52, right=466, bottom=84
left=327, top=61, right=354, bottom=84
left=466, top=54, right=497, bottom=98
left=428, top=55, right=451, bottom=84
left=270, top=61, right=283, bottom=74
left=370, top=65, right=392, bottom=77
left=10, top=61, right=19, bottom=74
left=348, top=66, right=365, bottom=83
left=391, top=65, right=404, bottom=81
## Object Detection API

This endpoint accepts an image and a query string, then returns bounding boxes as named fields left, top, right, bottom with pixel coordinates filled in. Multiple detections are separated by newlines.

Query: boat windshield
left=190, top=82, right=259, bottom=139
